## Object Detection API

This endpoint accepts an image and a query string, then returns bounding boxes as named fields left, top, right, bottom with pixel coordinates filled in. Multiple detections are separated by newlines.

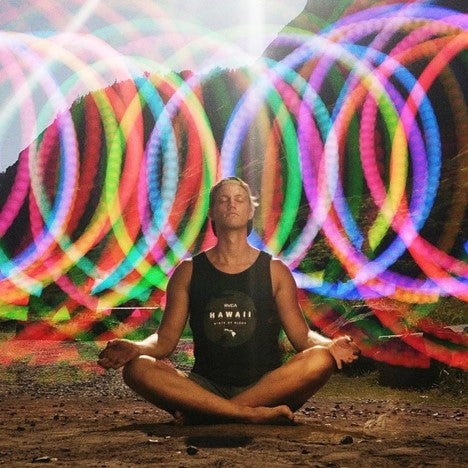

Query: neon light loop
left=222, top=31, right=444, bottom=298
left=93, top=70, right=217, bottom=295
left=0, top=3, right=466, bottom=369
left=0, top=35, right=78, bottom=290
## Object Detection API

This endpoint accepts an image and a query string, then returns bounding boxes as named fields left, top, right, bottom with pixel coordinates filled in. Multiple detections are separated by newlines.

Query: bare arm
left=97, top=259, right=192, bottom=369
left=271, top=258, right=360, bottom=369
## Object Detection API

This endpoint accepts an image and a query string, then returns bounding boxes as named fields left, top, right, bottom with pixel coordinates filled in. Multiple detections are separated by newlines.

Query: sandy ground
left=0, top=341, right=466, bottom=467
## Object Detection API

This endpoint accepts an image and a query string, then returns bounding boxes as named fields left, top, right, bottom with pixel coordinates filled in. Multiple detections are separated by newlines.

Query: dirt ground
left=0, top=344, right=466, bottom=467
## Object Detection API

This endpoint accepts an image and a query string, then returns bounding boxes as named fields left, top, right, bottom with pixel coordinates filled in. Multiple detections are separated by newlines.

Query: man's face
left=209, top=182, right=254, bottom=233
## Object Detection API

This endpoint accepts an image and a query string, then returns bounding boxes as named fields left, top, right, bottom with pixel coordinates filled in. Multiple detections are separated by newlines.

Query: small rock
left=32, top=456, right=51, bottom=463
left=301, top=448, right=310, bottom=454
left=186, top=445, right=198, bottom=455
left=364, top=414, right=387, bottom=430
left=340, top=435, right=354, bottom=445
left=148, top=439, right=160, bottom=444
left=16, top=426, right=26, bottom=431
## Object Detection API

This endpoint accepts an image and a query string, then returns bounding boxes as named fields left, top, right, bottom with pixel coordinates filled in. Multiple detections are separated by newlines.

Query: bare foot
left=173, top=410, right=185, bottom=426
left=246, top=405, right=295, bottom=425
left=172, top=405, right=295, bottom=426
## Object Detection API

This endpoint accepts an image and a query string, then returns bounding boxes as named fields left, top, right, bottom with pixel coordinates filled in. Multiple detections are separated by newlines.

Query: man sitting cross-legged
left=98, top=177, right=360, bottom=424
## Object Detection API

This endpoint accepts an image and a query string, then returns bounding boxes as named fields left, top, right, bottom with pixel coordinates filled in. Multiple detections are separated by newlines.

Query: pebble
left=340, top=435, right=354, bottom=445
left=186, top=445, right=198, bottom=455
left=32, top=456, right=58, bottom=463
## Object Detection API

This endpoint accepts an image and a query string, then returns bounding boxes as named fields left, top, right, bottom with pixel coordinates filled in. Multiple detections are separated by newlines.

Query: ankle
left=238, top=405, right=258, bottom=422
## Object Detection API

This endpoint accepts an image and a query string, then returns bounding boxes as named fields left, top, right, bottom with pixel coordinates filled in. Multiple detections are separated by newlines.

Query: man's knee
left=122, top=355, right=158, bottom=388
left=298, top=346, right=335, bottom=382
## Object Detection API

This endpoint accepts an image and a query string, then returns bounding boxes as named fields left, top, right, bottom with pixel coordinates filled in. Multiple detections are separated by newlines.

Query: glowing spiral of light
left=0, top=1, right=466, bottom=370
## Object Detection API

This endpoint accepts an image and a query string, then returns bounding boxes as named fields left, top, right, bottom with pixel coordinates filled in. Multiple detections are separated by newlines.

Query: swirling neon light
left=0, top=1, right=466, bottom=371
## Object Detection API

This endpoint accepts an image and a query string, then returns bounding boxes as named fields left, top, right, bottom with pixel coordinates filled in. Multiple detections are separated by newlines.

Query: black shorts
left=187, top=371, right=256, bottom=399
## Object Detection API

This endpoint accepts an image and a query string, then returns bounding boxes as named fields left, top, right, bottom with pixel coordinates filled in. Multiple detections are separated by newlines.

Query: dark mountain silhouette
left=0, top=0, right=466, bottom=296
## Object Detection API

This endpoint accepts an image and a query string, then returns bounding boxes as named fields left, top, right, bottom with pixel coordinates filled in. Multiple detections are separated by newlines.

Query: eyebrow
left=218, top=193, right=247, bottom=200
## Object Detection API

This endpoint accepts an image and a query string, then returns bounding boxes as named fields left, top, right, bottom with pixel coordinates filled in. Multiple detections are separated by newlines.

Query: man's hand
left=97, top=339, right=141, bottom=369
left=327, top=336, right=361, bottom=370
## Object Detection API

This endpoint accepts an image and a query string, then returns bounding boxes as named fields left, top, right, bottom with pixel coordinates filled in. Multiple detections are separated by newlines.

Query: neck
left=210, top=230, right=255, bottom=263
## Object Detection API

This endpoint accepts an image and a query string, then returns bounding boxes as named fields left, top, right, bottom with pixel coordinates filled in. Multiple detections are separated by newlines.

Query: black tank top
left=188, top=251, right=282, bottom=386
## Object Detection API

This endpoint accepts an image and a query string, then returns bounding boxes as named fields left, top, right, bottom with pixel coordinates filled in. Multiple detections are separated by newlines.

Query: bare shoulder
left=270, top=257, right=296, bottom=292
left=270, top=256, right=293, bottom=277
left=174, top=258, right=193, bottom=273
left=167, top=258, right=193, bottom=289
